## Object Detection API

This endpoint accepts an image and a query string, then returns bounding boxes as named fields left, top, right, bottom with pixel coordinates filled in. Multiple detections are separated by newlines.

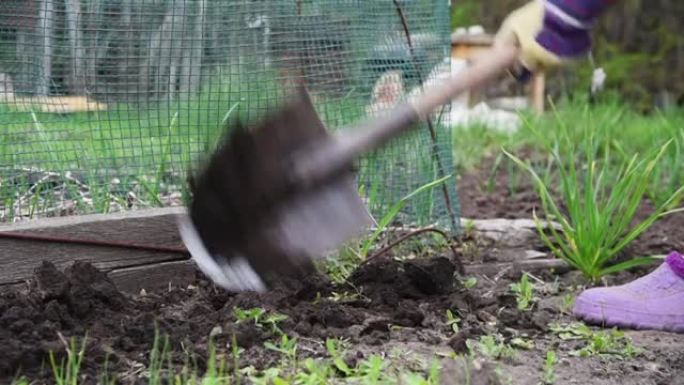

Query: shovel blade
left=180, top=89, right=372, bottom=292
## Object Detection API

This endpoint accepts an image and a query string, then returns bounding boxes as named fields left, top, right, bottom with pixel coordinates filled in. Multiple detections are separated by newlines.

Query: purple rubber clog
left=573, top=251, right=684, bottom=333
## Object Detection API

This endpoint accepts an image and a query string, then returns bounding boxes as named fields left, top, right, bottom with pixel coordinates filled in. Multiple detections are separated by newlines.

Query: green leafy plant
left=510, top=273, right=535, bottom=311
left=504, top=110, right=684, bottom=282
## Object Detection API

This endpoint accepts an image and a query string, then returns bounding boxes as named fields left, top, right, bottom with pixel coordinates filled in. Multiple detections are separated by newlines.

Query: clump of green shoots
left=49, top=334, right=87, bottom=385
left=509, top=273, right=535, bottom=311
left=505, top=106, right=684, bottom=282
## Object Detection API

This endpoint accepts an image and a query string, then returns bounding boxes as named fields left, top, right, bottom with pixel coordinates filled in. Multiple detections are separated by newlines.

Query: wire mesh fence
left=0, top=0, right=459, bottom=232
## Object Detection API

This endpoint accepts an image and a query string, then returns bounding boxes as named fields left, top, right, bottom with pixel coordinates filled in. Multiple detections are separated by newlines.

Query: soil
left=2, top=164, right=684, bottom=384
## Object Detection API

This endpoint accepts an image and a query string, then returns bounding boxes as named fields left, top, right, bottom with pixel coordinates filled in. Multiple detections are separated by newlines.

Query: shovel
left=178, top=45, right=519, bottom=292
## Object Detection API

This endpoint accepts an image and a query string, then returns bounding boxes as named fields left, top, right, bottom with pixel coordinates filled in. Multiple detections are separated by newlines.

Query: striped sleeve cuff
left=546, top=0, right=616, bottom=24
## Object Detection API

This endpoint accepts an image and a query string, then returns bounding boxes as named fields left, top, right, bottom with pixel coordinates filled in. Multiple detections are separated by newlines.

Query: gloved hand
left=495, top=0, right=593, bottom=76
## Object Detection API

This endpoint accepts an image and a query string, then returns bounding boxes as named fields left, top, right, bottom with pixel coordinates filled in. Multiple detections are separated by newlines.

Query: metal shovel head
left=179, top=89, right=372, bottom=292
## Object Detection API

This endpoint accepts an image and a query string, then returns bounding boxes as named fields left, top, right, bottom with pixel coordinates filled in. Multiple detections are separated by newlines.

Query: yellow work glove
left=495, top=1, right=561, bottom=72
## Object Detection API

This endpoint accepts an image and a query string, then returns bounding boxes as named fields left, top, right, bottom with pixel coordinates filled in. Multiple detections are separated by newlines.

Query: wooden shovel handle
left=294, top=45, right=519, bottom=185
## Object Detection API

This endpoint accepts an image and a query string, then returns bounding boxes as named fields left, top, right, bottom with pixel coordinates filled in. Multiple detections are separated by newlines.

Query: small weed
left=325, top=338, right=353, bottom=376
left=264, top=334, right=298, bottom=364
left=550, top=322, right=640, bottom=358
left=329, top=290, right=366, bottom=303
left=445, top=309, right=461, bottom=334
left=559, top=294, right=576, bottom=315
left=463, top=276, right=478, bottom=289
left=10, top=378, right=29, bottom=385
left=510, top=337, right=535, bottom=350
left=295, top=358, right=334, bottom=384
left=233, top=307, right=288, bottom=335
left=540, top=350, right=557, bottom=385
left=467, top=334, right=516, bottom=360
left=355, top=355, right=386, bottom=382
left=510, top=273, right=535, bottom=311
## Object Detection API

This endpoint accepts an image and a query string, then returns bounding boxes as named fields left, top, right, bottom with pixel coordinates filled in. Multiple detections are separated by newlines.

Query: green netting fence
left=0, top=0, right=460, bottom=232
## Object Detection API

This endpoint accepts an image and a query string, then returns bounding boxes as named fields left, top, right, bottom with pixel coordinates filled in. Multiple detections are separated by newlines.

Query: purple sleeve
left=547, top=0, right=617, bottom=23
left=536, top=0, right=617, bottom=58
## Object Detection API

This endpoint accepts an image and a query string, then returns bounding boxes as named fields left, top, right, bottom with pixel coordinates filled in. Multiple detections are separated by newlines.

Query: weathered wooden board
left=0, top=207, right=188, bottom=286
left=108, top=260, right=197, bottom=293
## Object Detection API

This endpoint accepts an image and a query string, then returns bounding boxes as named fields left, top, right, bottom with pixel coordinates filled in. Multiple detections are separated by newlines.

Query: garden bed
left=2, top=164, right=684, bottom=384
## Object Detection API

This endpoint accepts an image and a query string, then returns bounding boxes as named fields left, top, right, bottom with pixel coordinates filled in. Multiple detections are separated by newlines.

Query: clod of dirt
left=31, top=261, right=69, bottom=300
left=0, top=261, right=131, bottom=378
left=404, top=257, right=456, bottom=295
left=224, top=322, right=270, bottom=348
left=349, top=257, right=458, bottom=305
left=65, top=261, right=127, bottom=317
left=448, top=327, right=479, bottom=353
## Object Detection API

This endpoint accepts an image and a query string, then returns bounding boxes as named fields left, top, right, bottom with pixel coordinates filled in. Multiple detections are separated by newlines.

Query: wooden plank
left=464, top=258, right=570, bottom=277
left=108, top=260, right=197, bottom=294
left=0, top=207, right=188, bottom=285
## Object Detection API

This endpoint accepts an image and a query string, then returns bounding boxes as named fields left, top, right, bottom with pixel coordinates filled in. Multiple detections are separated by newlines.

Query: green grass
left=1, top=68, right=455, bottom=226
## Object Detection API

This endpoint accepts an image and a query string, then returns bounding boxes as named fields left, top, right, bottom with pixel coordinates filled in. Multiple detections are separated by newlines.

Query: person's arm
left=495, top=0, right=617, bottom=75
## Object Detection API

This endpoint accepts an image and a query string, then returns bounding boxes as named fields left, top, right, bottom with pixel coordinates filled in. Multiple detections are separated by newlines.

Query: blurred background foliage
left=451, top=0, right=684, bottom=111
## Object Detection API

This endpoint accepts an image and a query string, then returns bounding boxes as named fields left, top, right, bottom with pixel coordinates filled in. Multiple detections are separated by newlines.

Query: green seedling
left=49, top=334, right=87, bottom=385
left=295, top=358, right=333, bottom=384
left=11, top=378, right=29, bottom=385
left=463, top=276, right=478, bottom=289
left=463, top=219, right=477, bottom=235
left=329, top=290, right=365, bottom=303
left=446, top=309, right=461, bottom=334
left=550, top=322, right=639, bottom=358
left=233, top=307, right=288, bottom=335
left=559, top=294, right=575, bottom=315
left=510, top=337, right=535, bottom=350
left=467, top=334, right=516, bottom=360
left=504, top=106, right=684, bottom=282
left=326, top=338, right=353, bottom=376
left=510, top=273, right=535, bottom=311
left=355, top=355, right=386, bottom=383
left=264, top=334, right=298, bottom=364
left=540, top=350, right=557, bottom=385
